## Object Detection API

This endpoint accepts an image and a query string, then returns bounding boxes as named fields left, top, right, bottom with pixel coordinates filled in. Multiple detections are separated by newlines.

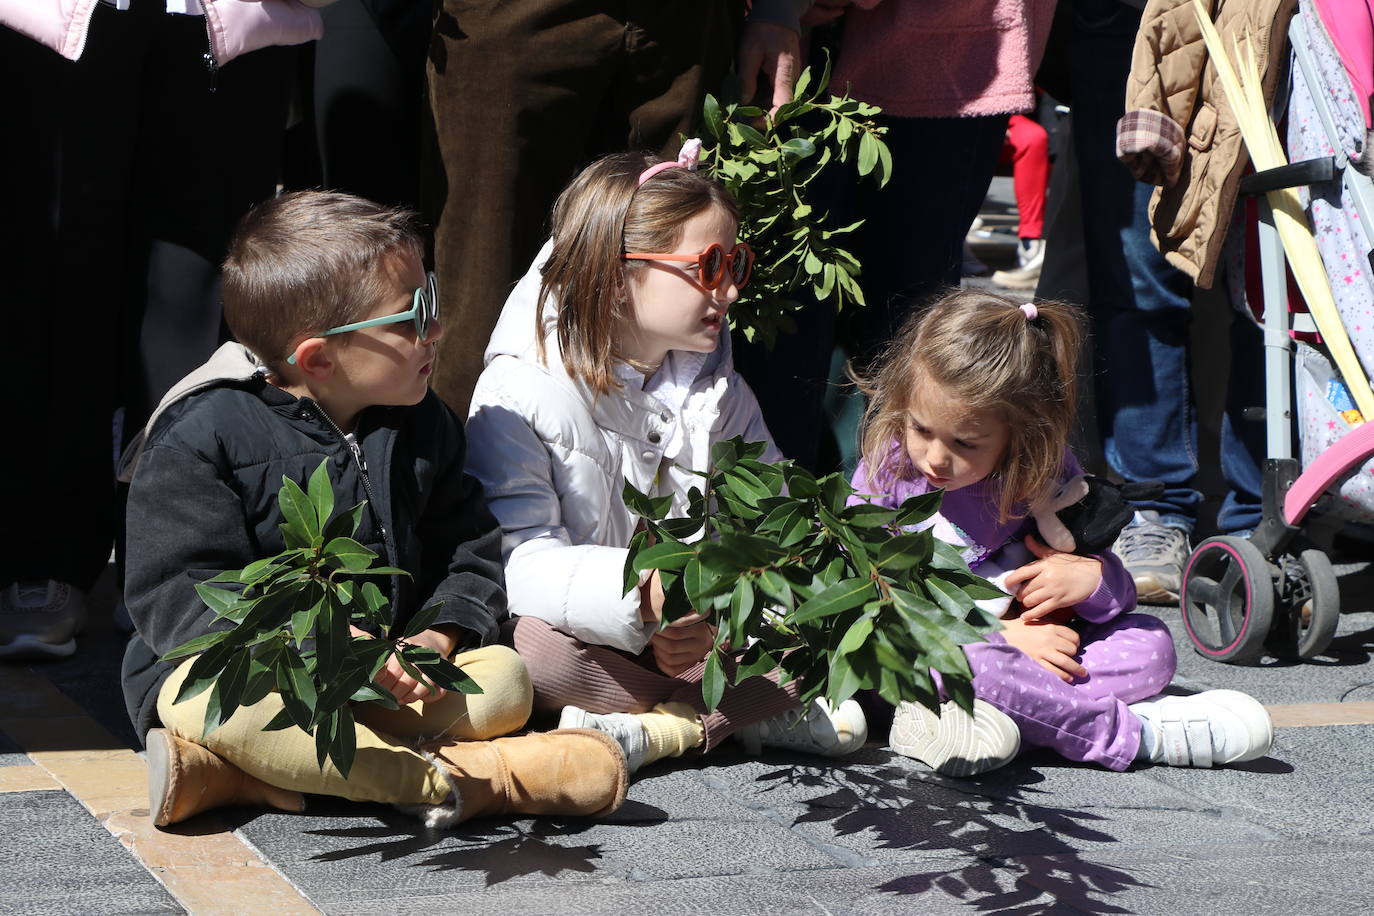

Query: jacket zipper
left=201, top=9, right=219, bottom=92
left=305, top=401, right=400, bottom=597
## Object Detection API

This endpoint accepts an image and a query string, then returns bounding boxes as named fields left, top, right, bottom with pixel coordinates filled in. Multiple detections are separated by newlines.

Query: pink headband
left=1020, top=303, right=1038, bottom=321
left=637, top=138, right=703, bottom=186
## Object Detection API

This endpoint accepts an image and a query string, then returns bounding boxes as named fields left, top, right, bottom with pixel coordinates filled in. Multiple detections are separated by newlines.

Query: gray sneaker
left=1112, top=511, right=1191, bottom=605
left=737, top=697, right=868, bottom=758
left=0, top=581, right=86, bottom=660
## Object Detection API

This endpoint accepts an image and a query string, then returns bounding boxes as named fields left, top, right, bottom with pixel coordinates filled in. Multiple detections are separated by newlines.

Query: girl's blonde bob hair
left=856, top=289, right=1086, bottom=521
left=537, top=151, right=740, bottom=393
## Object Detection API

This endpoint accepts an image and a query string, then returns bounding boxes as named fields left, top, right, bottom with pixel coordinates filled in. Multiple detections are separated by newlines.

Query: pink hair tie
left=636, top=138, right=703, bottom=186
left=1020, top=303, right=1039, bottom=321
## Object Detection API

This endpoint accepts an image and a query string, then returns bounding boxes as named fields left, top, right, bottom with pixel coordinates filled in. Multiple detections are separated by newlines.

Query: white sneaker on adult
left=888, top=698, right=1021, bottom=777
left=737, top=697, right=867, bottom=758
left=558, top=706, right=650, bottom=774
left=0, top=580, right=86, bottom=660
left=1130, top=689, right=1273, bottom=767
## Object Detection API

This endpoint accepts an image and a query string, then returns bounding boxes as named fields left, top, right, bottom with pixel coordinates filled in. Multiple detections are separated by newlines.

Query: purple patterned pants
left=965, top=613, right=1178, bottom=771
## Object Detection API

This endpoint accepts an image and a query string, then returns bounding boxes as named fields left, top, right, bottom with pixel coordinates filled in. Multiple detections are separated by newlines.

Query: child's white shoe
left=1130, top=689, right=1273, bottom=767
left=737, top=697, right=868, bottom=758
left=888, top=698, right=1021, bottom=777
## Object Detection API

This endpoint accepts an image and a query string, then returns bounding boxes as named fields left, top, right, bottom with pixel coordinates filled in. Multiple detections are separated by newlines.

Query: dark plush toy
left=1030, top=475, right=1167, bottom=556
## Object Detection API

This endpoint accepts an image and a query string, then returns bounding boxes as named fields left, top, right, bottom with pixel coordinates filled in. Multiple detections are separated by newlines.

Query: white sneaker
left=0, top=580, right=86, bottom=660
left=1130, top=689, right=1273, bottom=767
left=889, top=698, right=1021, bottom=777
left=559, top=706, right=649, bottom=774
left=737, top=697, right=867, bottom=758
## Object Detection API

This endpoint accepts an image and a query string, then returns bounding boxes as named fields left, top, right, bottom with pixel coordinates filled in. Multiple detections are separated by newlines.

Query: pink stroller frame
left=1180, top=0, right=1374, bottom=664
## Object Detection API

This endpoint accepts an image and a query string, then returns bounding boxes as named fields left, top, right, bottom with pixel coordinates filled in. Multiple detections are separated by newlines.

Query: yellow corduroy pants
left=157, top=644, right=532, bottom=806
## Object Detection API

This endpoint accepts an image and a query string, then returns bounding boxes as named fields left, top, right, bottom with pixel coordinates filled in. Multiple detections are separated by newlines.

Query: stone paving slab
left=0, top=789, right=182, bottom=916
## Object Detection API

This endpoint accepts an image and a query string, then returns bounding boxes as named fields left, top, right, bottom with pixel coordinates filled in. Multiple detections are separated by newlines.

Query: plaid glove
left=1116, top=109, right=1186, bottom=187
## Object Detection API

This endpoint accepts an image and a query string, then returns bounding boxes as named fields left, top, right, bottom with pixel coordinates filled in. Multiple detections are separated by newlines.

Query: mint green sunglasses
left=288, top=270, right=439, bottom=365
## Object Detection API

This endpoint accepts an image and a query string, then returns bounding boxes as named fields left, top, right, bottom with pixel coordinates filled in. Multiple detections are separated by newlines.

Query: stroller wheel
left=1267, top=549, right=1341, bottom=660
left=1180, top=536, right=1275, bottom=664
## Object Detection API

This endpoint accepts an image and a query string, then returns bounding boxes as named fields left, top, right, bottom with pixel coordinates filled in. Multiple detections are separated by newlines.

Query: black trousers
left=0, top=3, right=294, bottom=590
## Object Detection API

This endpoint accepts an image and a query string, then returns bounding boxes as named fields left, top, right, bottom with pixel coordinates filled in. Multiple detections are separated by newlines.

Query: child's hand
left=1002, top=534, right=1103, bottom=620
left=651, top=612, right=716, bottom=678
left=352, top=625, right=457, bottom=707
left=1000, top=615, right=1087, bottom=683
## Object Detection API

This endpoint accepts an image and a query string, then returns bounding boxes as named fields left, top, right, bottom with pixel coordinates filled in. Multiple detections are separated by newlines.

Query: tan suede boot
left=146, top=728, right=306, bottom=827
left=403, top=728, right=628, bottom=829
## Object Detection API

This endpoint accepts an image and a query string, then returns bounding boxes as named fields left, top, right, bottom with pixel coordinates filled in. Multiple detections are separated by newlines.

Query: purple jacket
left=850, top=447, right=1136, bottom=624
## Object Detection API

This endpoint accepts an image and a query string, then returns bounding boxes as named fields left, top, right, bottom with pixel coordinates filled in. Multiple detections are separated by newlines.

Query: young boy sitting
left=121, top=191, right=627, bottom=830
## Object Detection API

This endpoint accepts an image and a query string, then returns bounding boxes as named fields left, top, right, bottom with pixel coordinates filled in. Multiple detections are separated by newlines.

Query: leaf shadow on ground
left=751, top=753, right=1154, bottom=915
left=286, top=799, right=669, bottom=887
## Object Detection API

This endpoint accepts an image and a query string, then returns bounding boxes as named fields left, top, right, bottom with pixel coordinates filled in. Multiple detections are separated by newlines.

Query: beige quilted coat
left=1126, top=0, right=1297, bottom=287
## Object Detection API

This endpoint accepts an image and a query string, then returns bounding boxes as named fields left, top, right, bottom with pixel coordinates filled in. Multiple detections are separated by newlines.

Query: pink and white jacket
left=0, top=0, right=325, bottom=67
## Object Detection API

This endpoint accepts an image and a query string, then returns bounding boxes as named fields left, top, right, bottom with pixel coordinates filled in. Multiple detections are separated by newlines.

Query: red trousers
left=1000, top=114, right=1051, bottom=239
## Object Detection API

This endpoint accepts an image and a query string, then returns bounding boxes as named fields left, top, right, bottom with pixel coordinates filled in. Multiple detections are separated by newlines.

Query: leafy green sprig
left=162, top=459, right=480, bottom=777
left=623, top=439, right=1003, bottom=716
left=700, top=58, right=892, bottom=347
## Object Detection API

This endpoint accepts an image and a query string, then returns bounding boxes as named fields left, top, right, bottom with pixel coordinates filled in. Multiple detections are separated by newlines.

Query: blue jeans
left=1070, top=0, right=1264, bottom=535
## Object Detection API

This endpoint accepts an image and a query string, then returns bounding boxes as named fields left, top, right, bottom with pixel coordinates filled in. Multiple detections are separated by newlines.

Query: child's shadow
left=228, top=798, right=669, bottom=887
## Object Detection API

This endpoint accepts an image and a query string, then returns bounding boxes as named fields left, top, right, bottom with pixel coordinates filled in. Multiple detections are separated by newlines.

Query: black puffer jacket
left=121, top=375, right=506, bottom=740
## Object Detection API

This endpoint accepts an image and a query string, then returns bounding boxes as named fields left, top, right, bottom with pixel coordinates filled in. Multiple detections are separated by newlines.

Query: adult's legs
left=1071, top=0, right=1203, bottom=533
left=425, top=0, right=735, bottom=415
left=312, top=0, right=428, bottom=209
left=1004, top=114, right=1051, bottom=240
left=963, top=613, right=1177, bottom=770
left=126, top=13, right=296, bottom=429
left=512, top=615, right=801, bottom=750
left=0, top=7, right=146, bottom=592
left=846, top=114, right=1009, bottom=368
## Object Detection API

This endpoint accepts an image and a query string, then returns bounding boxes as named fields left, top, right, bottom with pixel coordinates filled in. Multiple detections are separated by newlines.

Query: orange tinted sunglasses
left=623, top=242, right=754, bottom=290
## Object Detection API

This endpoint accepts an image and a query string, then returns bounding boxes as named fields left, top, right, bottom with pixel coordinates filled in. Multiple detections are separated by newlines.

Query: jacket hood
left=484, top=240, right=736, bottom=394
left=117, top=341, right=266, bottom=482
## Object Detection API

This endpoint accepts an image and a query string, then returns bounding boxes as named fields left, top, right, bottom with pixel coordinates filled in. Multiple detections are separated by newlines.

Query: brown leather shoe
left=146, top=728, right=305, bottom=827
left=407, top=728, right=628, bottom=829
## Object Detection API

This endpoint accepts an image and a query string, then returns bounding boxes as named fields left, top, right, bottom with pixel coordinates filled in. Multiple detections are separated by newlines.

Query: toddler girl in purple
left=850, top=290, right=1273, bottom=775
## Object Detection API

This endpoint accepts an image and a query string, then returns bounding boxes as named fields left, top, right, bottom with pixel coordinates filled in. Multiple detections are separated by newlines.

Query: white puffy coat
left=465, top=244, right=780, bottom=655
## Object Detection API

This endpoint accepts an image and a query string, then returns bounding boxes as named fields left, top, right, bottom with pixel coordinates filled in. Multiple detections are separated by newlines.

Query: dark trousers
left=1066, top=0, right=1264, bottom=534
left=0, top=4, right=294, bottom=589
left=309, top=0, right=430, bottom=209
left=735, top=113, right=1008, bottom=470
left=424, top=0, right=739, bottom=415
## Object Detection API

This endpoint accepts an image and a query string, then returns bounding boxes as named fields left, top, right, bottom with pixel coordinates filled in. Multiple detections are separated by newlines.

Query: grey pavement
left=3, top=559, right=1374, bottom=914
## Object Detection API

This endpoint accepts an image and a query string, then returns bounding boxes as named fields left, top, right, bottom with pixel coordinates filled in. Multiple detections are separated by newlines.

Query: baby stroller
left=1180, top=0, right=1374, bottom=664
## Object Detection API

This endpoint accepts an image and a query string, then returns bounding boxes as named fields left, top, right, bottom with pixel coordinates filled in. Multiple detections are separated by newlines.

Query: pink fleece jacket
left=832, top=0, right=1058, bottom=118
left=0, top=0, right=322, bottom=66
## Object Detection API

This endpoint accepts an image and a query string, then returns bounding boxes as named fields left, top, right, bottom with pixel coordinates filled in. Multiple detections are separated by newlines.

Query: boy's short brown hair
left=222, top=191, right=423, bottom=371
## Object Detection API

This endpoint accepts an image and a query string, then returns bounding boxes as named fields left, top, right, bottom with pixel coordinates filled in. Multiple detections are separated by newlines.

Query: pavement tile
left=1139, top=722, right=1374, bottom=841
left=285, top=855, right=1081, bottom=916
left=233, top=782, right=841, bottom=906
left=0, top=765, right=60, bottom=793
left=0, top=789, right=181, bottom=916
left=1009, top=838, right=1374, bottom=915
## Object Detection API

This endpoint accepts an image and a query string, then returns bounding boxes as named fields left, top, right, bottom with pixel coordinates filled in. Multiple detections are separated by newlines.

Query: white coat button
left=642, top=450, right=654, bottom=461
left=647, top=431, right=662, bottom=444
